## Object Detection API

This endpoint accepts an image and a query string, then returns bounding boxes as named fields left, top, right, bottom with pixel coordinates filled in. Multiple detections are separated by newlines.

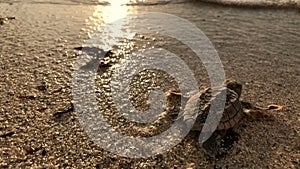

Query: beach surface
left=0, top=0, right=299, bottom=168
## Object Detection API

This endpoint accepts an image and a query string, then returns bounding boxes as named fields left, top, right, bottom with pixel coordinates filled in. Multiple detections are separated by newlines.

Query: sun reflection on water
left=87, top=0, right=137, bottom=50
left=99, top=0, right=133, bottom=24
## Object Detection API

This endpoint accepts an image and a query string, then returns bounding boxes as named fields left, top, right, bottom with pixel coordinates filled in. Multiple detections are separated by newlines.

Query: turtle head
left=226, top=79, right=242, bottom=98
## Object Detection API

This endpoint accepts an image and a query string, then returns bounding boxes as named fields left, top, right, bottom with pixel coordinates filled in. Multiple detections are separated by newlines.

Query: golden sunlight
left=97, top=0, right=133, bottom=24
left=91, top=0, right=137, bottom=50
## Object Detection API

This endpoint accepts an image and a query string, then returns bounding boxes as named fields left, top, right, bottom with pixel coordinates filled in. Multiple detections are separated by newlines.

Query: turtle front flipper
left=241, top=101, right=282, bottom=120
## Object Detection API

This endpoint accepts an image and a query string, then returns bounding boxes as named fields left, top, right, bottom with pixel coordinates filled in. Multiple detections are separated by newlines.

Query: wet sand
left=0, top=1, right=299, bottom=168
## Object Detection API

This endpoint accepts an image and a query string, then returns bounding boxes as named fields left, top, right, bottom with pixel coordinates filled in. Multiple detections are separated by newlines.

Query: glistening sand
left=0, top=0, right=299, bottom=168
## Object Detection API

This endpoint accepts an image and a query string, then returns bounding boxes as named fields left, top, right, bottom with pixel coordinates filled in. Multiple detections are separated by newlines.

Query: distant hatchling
left=0, top=16, right=15, bottom=25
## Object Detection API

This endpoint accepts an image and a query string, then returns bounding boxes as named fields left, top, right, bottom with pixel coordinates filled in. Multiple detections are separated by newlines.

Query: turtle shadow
left=211, top=112, right=299, bottom=168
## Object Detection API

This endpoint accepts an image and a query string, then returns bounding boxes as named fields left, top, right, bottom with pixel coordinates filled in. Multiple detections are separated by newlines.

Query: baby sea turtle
left=167, top=80, right=281, bottom=157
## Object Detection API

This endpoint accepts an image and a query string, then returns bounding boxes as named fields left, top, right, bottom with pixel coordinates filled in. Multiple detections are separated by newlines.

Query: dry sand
left=0, top=1, right=299, bottom=168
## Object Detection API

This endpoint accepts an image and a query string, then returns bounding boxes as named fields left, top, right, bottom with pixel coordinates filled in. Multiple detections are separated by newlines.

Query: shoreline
left=196, top=0, right=300, bottom=10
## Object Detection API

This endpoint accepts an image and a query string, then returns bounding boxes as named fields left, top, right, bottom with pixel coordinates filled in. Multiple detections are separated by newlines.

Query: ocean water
left=0, top=0, right=299, bottom=8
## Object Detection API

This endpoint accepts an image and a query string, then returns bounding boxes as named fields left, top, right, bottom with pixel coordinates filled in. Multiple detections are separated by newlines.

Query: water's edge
left=0, top=0, right=299, bottom=9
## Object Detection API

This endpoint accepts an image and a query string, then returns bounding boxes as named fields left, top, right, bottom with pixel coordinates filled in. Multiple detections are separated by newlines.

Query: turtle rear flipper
left=201, top=129, right=240, bottom=158
left=201, top=132, right=219, bottom=158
